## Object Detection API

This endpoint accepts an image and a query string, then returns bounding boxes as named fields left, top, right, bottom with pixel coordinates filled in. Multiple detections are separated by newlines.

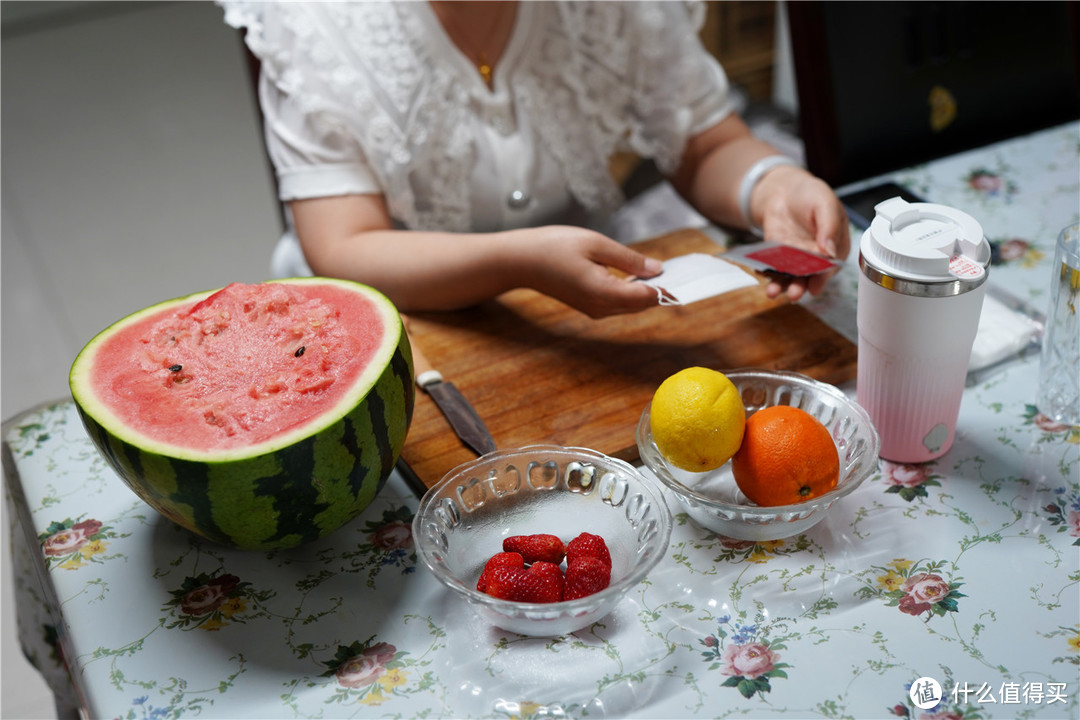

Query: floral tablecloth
left=5, top=123, right=1078, bottom=720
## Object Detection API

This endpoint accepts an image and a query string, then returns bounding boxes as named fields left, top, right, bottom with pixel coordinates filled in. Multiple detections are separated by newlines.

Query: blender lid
left=862, top=197, right=989, bottom=283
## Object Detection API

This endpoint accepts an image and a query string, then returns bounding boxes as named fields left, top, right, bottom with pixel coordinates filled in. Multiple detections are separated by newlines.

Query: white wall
left=771, top=0, right=798, bottom=114
left=2, top=0, right=282, bottom=421
left=2, top=3, right=282, bottom=717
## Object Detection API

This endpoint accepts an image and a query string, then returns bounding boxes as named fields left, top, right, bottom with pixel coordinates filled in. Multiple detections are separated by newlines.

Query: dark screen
left=790, top=1, right=1080, bottom=187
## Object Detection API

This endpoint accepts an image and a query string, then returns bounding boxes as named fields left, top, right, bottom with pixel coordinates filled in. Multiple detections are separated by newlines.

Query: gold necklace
left=476, top=52, right=493, bottom=86
left=434, top=2, right=512, bottom=86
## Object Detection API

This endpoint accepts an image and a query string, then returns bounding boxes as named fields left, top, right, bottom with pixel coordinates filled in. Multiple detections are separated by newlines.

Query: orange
left=731, top=405, right=839, bottom=506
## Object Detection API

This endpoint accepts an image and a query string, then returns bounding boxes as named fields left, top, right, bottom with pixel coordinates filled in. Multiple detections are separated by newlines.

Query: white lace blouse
left=222, top=1, right=735, bottom=234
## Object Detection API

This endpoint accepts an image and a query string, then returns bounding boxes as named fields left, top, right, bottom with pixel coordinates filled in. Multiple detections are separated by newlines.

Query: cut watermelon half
left=70, top=278, right=415, bottom=550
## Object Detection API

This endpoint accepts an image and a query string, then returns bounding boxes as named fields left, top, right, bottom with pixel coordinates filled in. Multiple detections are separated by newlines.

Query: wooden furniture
left=701, top=1, right=777, bottom=102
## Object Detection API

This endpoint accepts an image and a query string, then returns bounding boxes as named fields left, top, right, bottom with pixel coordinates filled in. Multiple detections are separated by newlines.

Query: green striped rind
left=70, top=280, right=415, bottom=551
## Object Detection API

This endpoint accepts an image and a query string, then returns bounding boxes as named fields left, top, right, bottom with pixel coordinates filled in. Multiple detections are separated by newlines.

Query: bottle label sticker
left=949, top=255, right=985, bottom=280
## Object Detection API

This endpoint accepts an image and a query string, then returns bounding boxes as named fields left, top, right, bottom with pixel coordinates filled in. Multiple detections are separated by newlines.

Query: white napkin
left=968, top=290, right=1043, bottom=371
left=640, top=253, right=759, bottom=305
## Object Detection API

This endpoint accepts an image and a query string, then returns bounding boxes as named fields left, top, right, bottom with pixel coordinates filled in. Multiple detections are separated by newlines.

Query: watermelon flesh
left=92, top=282, right=382, bottom=452
left=70, top=279, right=415, bottom=550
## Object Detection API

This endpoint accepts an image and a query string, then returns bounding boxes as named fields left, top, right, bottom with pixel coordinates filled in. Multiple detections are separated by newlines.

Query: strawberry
left=483, top=566, right=528, bottom=600
left=566, top=532, right=611, bottom=569
left=484, top=563, right=563, bottom=603
left=527, top=561, right=565, bottom=601
left=563, top=555, right=611, bottom=600
left=476, top=551, right=524, bottom=592
left=503, top=533, right=566, bottom=565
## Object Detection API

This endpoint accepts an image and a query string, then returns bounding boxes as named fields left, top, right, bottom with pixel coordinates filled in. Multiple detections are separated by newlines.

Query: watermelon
left=69, top=279, right=414, bottom=550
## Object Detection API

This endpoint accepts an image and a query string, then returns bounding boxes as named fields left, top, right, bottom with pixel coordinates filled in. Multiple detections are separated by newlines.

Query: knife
left=410, top=338, right=497, bottom=456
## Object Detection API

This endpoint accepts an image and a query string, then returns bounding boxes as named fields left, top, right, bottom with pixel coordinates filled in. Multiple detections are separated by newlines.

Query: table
left=5, top=122, right=1078, bottom=720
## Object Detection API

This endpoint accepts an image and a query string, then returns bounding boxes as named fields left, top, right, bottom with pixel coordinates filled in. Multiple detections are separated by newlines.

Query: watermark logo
left=910, top=677, right=943, bottom=710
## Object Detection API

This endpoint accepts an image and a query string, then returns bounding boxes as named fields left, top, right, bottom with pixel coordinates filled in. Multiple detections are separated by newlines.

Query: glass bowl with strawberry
left=412, top=445, right=672, bottom=637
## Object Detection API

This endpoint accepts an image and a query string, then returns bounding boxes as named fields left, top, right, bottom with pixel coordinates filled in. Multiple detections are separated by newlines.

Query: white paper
left=640, top=253, right=759, bottom=305
left=968, top=292, right=1042, bottom=371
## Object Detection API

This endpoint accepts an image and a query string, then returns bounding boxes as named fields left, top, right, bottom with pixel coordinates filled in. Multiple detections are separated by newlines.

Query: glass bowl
left=636, top=369, right=880, bottom=541
left=412, top=445, right=672, bottom=637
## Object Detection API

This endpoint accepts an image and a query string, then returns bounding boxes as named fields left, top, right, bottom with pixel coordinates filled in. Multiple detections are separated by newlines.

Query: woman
left=222, top=1, right=849, bottom=318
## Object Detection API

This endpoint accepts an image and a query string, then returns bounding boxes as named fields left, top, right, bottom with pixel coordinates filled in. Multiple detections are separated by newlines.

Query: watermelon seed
left=295, top=346, right=305, bottom=357
left=169, top=364, right=182, bottom=372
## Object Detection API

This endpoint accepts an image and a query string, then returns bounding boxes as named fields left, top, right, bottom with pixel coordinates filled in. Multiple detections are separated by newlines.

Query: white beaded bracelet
left=737, top=155, right=799, bottom=236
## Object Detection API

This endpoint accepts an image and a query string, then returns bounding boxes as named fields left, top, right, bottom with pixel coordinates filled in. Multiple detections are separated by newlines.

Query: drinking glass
left=1036, top=223, right=1080, bottom=426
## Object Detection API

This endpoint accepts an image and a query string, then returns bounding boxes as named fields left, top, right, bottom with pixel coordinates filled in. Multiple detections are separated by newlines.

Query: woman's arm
left=669, top=114, right=851, bottom=300
left=290, top=194, right=663, bottom=317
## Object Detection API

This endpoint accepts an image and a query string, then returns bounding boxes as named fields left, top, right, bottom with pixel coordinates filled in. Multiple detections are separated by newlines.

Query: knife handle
left=407, top=331, right=443, bottom=389
left=416, top=370, right=443, bottom=389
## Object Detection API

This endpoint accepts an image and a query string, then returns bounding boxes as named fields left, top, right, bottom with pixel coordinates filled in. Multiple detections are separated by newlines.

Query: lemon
left=650, top=367, right=746, bottom=473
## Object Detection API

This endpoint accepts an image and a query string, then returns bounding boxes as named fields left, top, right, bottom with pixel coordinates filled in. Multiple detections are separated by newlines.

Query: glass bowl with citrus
left=636, top=369, right=880, bottom=541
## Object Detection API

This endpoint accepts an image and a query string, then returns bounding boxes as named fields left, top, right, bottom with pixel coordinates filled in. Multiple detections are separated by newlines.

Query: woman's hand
left=514, top=226, right=664, bottom=318
left=751, top=165, right=851, bottom=301
left=672, top=115, right=851, bottom=302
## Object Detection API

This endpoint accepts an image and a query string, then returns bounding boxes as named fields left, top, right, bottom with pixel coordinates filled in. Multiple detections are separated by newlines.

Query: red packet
left=722, top=241, right=842, bottom=277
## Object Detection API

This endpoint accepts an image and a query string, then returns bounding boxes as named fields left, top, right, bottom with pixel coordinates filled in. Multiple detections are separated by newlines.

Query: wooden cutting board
left=398, top=228, right=857, bottom=490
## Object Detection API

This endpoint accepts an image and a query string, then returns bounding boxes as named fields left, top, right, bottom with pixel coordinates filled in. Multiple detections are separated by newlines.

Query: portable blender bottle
left=857, top=197, right=991, bottom=462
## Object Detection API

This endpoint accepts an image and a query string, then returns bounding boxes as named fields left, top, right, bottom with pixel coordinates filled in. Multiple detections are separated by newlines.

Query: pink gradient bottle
left=856, top=197, right=991, bottom=462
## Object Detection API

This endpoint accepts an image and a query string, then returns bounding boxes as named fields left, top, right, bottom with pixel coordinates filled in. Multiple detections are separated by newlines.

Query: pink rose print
left=884, top=464, right=927, bottom=489
left=43, top=519, right=102, bottom=556
left=898, top=593, right=934, bottom=617
left=964, top=168, right=1017, bottom=203
left=356, top=507, right=417, bottom=588
left=719, top=537, right=757, bottom=551
left=968, top=171, right=1002, bottom=194
left=882, top=462, right=941, bottom=502
left=857, top=559, right=964, bottom=619
left=902, top=573, right=950, bottom=605
left=164, top=572, right=265, bottom=631
left=335, top=642, right=397, bottom=689
left=370, top=521, right=412, bottom=550
left=997, top=238, right=1029, bottom=262
left=336, top=655, right=384, bottom=688
left=1034, top=413, right=1072, bottom=433
left=1069, top=511, right=1080, bottom=538
left=1023, top=405, right=1080, bottom=447
left=73, top=519, right=102, bottom=535
left=38, top=518, right=118, bottom=571
left=179, top=574, right=240, bottom=616
left=699, top=619, right=790, bottom=699
left=72, top=520, right=101, bottom=537
left=923, top=710, right=964, bottom=720
left=720, top=642, right=779, bottom=680
left=366, top=642, right=396, bottom=665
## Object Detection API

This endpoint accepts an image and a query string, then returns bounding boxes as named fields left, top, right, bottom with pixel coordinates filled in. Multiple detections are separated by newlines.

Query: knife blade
left=410, top=339, right=497, bottom=456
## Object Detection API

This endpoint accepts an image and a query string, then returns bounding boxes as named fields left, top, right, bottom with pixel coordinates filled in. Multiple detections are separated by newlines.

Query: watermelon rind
left=69, top=278, right=415, bottom=550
